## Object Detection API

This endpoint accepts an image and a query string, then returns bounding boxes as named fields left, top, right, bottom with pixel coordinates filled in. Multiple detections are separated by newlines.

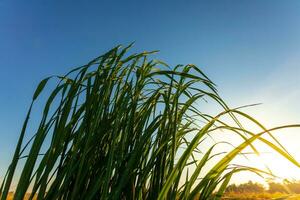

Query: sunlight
left=230, top=144, right=300, bottom=185
left=257, top=152, right=300, bottom=180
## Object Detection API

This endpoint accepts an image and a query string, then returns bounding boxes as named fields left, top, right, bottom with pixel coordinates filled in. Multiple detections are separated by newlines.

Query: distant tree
left=268, top=182, right=287, bottom=193
left=226, top=180, right=300, bottom=195
left=225, top=181, right=265, bottom=193
left=285, top=180, right=300, bottom=194
left=225, top=184, right=238, bottom=193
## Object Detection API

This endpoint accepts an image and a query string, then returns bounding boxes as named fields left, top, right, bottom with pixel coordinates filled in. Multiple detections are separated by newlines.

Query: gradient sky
left=1, top=0, right=300, bottom=185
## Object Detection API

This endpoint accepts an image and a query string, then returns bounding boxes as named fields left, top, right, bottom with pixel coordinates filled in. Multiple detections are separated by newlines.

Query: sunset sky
left=1, top=0, right=300, bottom=185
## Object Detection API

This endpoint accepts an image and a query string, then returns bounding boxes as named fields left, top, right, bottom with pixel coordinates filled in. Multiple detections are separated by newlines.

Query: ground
left=222, top=193, right=300, bottom=200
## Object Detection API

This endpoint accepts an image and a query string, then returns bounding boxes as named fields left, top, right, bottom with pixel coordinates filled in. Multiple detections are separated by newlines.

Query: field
left=222, top=193, right=300, bottom=200
left=4, top=192, right=300, bottom=200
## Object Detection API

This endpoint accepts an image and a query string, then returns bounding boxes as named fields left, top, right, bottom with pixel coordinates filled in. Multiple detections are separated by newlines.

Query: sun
left=230, top=145, right=300, bottom=185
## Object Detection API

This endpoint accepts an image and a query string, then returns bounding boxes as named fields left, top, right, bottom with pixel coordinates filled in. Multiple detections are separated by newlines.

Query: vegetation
left=223, top=181, right=300, bottom=199
left=269, top=180, right=300, bottom=194
left=225, top=181, right=265, bottom=194
left=226, top=180, right=300, bottom=194
left=1, top=44, right=300, bottom=200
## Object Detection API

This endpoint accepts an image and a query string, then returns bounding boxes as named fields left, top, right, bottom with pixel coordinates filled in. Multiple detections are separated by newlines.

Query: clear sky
left=1, top=0, right=300, bottom=185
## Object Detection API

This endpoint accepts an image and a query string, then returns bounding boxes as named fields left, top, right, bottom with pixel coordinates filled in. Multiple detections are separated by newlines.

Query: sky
left=1, top=0, right=300, bottom=186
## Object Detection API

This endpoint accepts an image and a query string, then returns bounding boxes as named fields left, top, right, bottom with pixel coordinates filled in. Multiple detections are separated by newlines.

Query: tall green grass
left=1, top=44, right=299, bottom=200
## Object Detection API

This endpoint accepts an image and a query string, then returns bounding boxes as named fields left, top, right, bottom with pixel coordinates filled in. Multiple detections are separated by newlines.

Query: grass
left=0, top=44, right=299, bottom=200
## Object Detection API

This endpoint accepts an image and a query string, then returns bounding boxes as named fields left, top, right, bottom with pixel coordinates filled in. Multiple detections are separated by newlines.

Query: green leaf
left=32, top=77, right=51, bottom=100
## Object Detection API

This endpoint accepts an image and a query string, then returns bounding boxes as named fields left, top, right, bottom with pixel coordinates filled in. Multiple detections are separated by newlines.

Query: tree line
left=225, top=180, right=300, bottom=194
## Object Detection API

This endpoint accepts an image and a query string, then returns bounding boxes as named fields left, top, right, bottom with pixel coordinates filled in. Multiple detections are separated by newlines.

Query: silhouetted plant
left=1, top=44, right=300, bottom=200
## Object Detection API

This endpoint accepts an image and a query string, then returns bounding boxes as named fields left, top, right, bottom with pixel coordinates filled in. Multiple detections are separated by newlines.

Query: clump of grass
left=1, top=44, right=299, bottom=200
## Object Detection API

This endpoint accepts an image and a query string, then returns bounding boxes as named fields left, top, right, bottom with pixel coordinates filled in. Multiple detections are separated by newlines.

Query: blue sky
left=1, top=0, right=300, bottom=184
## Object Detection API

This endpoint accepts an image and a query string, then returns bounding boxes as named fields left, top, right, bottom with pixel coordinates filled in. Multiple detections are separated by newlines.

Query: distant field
left=4, top=192, right=300, bottom=200
left=222, top=192, right=300, bottom=200
left=286, top=196, right=300, bottom=200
